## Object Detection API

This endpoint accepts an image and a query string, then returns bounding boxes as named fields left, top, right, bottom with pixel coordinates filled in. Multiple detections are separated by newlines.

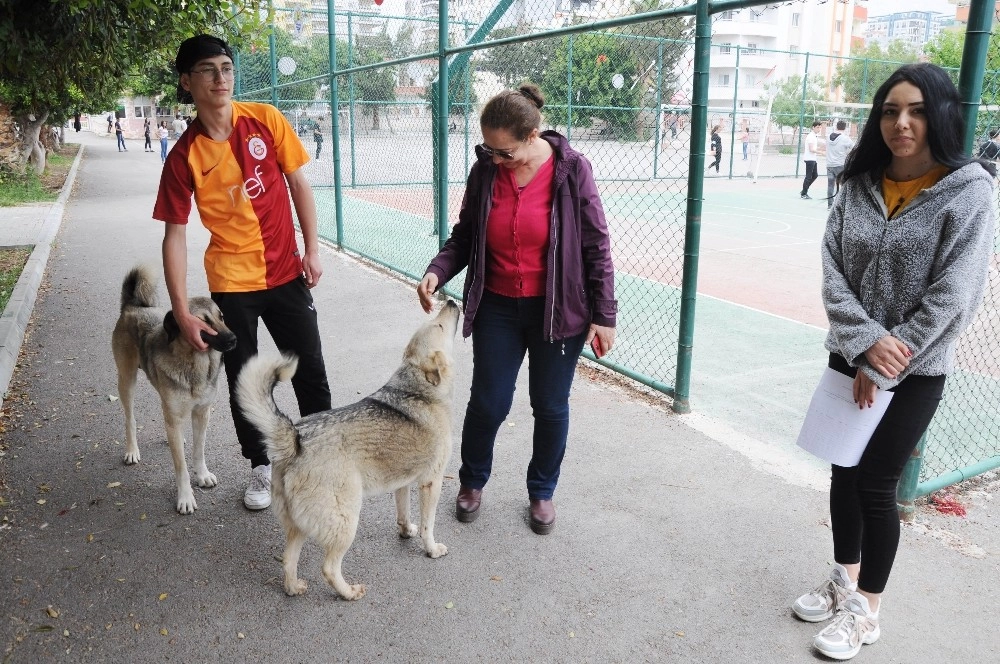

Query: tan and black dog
left=235, top=301, right=460, bottom=600
left=111, top=265, right=237, bottom=514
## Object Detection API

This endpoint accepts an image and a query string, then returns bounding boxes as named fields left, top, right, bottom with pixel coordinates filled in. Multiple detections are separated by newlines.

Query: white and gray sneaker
left=244, top=464, right=272, bottom=510
left=793, top=563, right=856, bottom=622
left=813, top=591, right=881, bottom=661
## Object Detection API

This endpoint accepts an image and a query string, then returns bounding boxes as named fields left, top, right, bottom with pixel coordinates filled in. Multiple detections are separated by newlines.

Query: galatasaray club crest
left=248, top=136, right=267, bottom=160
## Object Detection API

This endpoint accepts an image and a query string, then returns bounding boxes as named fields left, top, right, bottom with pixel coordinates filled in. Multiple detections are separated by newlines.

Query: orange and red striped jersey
left=153, top=101, right=309, bottom=293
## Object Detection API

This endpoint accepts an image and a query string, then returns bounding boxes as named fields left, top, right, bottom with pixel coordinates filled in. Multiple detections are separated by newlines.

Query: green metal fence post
left=860, top=57, right=869, bottom=104
left=567, top=35, right=574, bottom=142
left=327, top=0, right=344, bottom=247
left=269, top=4, right=278, bottom=108
left=435, top=1, right=450, bottom=243
left=794, top=52, right=809, bottom=179
left=653, top=41, right=663, bottom=178
left=897, top=432, right=927, bottom=522
left=958, top=0, right=993, bottom=154
left=673, top=0, right=710, bottom=414
left=348, top=12, right=357, bottom=188
left=728, top=45, right=740, bottom=179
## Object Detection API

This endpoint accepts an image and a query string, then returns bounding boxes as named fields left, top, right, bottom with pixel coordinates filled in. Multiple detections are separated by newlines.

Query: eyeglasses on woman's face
left=189, top=65, right=236, bottom=80
left=478, top=142, right=522, bottom=160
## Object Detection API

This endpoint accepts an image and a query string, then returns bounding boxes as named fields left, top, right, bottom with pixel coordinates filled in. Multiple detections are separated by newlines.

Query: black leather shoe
left=529, top=499, right=555, bottom=535
left=456, top=486, right=482, bottom=522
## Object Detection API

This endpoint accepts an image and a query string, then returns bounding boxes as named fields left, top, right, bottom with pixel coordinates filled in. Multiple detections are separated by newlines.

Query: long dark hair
left=841, top=62, right=996, bottom=182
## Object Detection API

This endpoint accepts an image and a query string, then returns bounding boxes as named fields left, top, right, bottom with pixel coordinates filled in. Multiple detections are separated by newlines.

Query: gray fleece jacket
left=821, top=161, right=996, bottom=390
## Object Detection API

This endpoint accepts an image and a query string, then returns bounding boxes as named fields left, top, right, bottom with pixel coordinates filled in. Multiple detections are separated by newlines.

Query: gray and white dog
left=235, top=300, right=460, bottom=600
left=111, top=265, right=237, bottom=514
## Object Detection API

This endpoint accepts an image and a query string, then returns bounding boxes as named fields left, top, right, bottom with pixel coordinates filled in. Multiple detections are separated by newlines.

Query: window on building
left=718, top=74, right=731, bottom=86
left=746, top=42, right=758, bottom=54
left=752, top=100, right=760, bottom=108
left=720, top=42, right=732, bottom=54
left=789, top=45, right=799, bottom=60
left=835, top=20, right=842, bottom=33
left=792, top=13, right=800, bottom=27
left=720, top=10, right=735, bottom=21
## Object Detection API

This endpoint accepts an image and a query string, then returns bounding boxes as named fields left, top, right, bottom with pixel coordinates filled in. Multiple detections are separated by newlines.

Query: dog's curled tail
left=120, top=265, right=158, bottom=311
left=235, top=353, right=301, bottom=463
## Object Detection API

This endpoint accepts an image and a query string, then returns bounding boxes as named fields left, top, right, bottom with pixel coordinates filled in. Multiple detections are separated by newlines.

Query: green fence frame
left=239, top=0, right=1000, bottom=510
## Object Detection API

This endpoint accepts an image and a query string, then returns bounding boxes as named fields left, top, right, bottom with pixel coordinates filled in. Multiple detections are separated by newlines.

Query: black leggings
left=827, top=353, right=945, bottom=594
left=212, top=278, right=332, bottom=467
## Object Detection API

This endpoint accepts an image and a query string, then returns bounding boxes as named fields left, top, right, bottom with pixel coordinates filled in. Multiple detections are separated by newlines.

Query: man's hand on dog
left=417, top=272, right=439, bottom=313
left=177, top=309, right=216, bottom=352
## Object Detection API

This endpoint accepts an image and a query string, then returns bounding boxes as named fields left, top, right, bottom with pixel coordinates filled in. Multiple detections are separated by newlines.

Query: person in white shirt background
left=800, top=120, right=824, bottom=199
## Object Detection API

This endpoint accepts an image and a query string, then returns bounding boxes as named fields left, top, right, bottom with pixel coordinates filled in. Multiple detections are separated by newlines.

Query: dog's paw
left=284, top=579, right=308, bottom=596
left=426, top=542, right=448, bottom=559
left=123, top=450, right=141, bottom=465
left=176, top=493, right=197, bottom=515
left=195, top=471, right=218, bottom=488
left=397, top=522, right=418, bottom=539
left=340, top=584, right=366, bottom=601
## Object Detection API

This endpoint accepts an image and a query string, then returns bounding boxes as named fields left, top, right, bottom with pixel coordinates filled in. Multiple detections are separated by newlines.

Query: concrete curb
left=0, top=143, right=85, bottom=408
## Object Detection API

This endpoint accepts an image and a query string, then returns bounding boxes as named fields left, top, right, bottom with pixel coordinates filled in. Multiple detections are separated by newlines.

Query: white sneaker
left=813, top=592, right=881, bottom=661
left=793, top=563, right=856, bottom=622
left=244, top=464, right=272, bottom=510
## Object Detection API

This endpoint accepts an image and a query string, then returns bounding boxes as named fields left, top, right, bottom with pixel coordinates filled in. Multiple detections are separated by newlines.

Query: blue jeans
left=160, top=138, right=168, bottom=162
left=459, top=291, right=587, bottom=500
left=116, top=133, right=126, bottom=151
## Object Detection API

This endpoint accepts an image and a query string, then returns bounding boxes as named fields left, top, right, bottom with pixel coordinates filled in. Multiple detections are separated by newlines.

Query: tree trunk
left=17, top=109, right=48, bottom=175
left=372, top=105, right=380, bottom=131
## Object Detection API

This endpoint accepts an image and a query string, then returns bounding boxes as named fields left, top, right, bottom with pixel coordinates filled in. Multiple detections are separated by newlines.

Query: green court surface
left=314, top=176, right=1000, bottom=489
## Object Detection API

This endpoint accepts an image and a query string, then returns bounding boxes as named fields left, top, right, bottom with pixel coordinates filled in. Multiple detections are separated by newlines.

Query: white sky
left=859, top=0, right=957, bottom=17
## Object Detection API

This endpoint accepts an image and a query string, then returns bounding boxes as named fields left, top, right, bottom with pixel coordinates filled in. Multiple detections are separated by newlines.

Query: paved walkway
left=1, top=131, right=997, bottom=662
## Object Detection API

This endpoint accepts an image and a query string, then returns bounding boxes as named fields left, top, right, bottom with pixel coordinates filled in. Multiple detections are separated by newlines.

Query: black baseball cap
left=175, top=34, right=233, bottom=74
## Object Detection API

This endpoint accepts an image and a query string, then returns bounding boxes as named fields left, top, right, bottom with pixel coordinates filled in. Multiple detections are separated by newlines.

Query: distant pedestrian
left=707, top=125, right=722, bottom=173
left=143, top=118, right=153, bottom=152
left=107, top=114, right=113, bottom=134
left=976, top=127, right=1000, bottom=161
left=172, top=114, right=187, bottom=139
left=741, top=127, right=750, bottom=160
left=313, top=122, right=323, bottom=160
left=157, top=121, right=169, bottom=163
left=115, top=119, right=127, bottom=151
left=800, top=120, right=823, bottom=199
left=73, top=114, right=81, bottom=133
left=825, top=120, right=855, bottom=208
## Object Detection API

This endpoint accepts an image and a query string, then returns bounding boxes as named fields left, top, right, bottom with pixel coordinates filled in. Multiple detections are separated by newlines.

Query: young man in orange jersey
left=153, top=35, right=332, bottom=511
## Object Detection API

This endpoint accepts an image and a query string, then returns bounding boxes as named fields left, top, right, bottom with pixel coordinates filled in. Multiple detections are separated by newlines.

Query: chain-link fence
left=236, top=0, right=1000, bottom=494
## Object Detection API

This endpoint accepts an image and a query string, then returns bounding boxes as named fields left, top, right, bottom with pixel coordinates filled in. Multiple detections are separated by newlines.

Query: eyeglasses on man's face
left=189, top=65, right=236, bottom=80
left=478, top=142, right=522, bottom=160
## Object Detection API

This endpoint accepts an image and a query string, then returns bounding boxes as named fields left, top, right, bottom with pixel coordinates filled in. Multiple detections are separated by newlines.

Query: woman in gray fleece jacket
left=794, top=63, right=996, bottom=660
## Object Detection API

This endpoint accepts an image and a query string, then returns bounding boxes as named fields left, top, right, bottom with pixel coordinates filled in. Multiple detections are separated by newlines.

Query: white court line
left=679, top=411, right=828, bottom=492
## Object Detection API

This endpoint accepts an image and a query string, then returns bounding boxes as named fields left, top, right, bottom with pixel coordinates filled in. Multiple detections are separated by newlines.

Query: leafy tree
left=832, top=41, right=919, bottom=104
left=479, top=25, right=557, bottom=90
left=540, top=32, right=645, bottom=139
left=619, top=0, right=693, bottom=112
left=763, top=74, right=828, bottom=145
left=353, top=31, right=398, bottom=130
left=0, top=0, right=267, bottom=173
left=925, top=28, right=1000, bottom=141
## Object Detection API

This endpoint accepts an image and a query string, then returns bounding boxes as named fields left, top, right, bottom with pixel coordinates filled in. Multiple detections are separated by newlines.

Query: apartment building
left=706, top=0, right=858, bottom=110
left=865, top=11, right=952, bottom=51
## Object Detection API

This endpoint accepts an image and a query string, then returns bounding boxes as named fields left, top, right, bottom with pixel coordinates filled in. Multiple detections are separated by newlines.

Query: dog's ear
left=163, top=311, right=180, bottom=343
left=421, top=350, right=448, bottom=386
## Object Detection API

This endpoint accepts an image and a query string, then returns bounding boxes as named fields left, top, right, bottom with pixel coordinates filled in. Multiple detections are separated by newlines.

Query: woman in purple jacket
left=417, top=84, right=617, bottom=535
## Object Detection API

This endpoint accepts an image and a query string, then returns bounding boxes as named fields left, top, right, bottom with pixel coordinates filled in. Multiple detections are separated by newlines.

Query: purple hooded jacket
left=425, top=130, right=617, bottom=341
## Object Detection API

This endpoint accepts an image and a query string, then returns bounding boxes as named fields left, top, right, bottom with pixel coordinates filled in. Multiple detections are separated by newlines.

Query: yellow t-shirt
left=882, top=165, right=950, bottom=219
left=153, top=101, right=310, bottom=292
